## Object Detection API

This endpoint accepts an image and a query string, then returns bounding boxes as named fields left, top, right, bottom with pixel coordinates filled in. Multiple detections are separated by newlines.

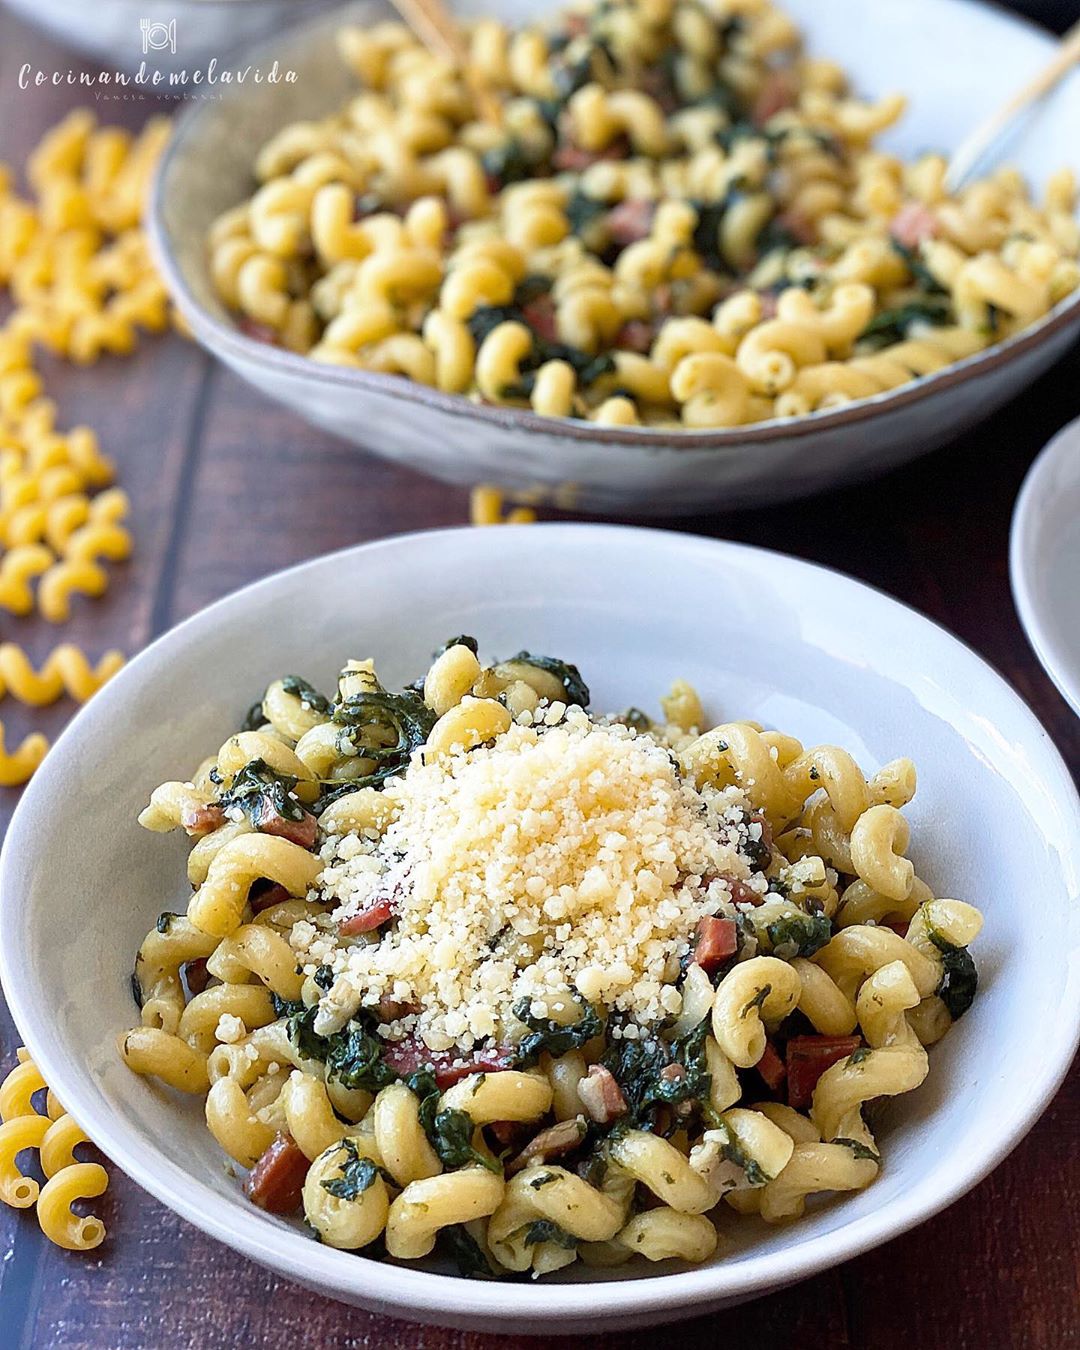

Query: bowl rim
left=146, top=0, right=1080, bottom=454
left=1009, top=413, right=1080, bottom=719
left=2, top=523, right=1079, bottom=1323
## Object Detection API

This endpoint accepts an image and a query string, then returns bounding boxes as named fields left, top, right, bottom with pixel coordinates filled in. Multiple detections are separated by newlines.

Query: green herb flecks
left=833, top=1137, right=881, bottom=1163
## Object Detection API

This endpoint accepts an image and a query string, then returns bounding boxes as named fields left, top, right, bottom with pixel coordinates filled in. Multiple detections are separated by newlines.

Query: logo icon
left=140, top=18, right=177, bottom=55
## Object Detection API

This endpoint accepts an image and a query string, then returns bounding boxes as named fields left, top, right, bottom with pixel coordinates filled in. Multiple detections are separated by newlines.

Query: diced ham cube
left=184, top=958, right=211, bottom=996
left=521, top=295, right=559, bottom=344
left=507, top=1116, right=587, bottom=1173
left=243, top=1133, right=310, bottom=1214
left=252, top=801, right=317, bottom=850
left=756, top=1038, right=786, bottom=1092
left=338, top=898, right=396, bottom=936
left=552, top=137, right=629, bottom=172
left=752, top=69, right=798, bottom=125
left=606, top=198, right=656, bottom=247
left=382, top=1037, right=516, bottom=1089
left=577, top=1064, right=628, bottom=1124
left=890, top=202, right=939, bottom=248
left=773, top=207, right=817, bottom=246
left=248, top=881, right=291, bottom=915
left=692, top=915, right=739, bottom=972
left=786, top=1035, right=862, bottom=1110
left=614, top=319, right=657, bottom=354
left=180, top=803, right=225, bottom=837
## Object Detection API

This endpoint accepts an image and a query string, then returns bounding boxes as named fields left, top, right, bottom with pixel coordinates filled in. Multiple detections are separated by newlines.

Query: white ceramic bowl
left=1011, top=413, right=1080, bottom=719
left=2, top=525, right=1078, bottom=1332
left=147, top=0, right=1080, bottom=514
left=0, top=0, right=323, bottom=78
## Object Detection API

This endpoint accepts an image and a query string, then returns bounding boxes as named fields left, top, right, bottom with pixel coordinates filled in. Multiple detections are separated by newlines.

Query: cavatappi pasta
left=0, top=1048, right=108, bottom=1250
left=206, top=0, right=1079, bottom=429
left=122, top=638, right=983, bottom=1278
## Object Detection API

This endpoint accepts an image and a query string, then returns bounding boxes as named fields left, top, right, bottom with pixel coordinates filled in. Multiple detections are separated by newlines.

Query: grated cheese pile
left=293, top=704, right=759, bottom=1053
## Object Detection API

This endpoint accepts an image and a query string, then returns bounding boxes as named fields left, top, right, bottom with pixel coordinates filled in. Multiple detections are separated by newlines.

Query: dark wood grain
left=0, top=6, right=1077, bottom=1348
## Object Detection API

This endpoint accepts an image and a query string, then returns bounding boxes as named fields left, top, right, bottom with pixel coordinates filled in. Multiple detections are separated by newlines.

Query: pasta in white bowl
left=0, top=525, right=1077, bottom=1329
left=149, top=0, right=1080, bottom=511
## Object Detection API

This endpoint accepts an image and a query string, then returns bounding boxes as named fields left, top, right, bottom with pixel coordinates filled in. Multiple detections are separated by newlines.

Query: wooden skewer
left=944, top=18, right=1080, bottom=192
left=386, top=0, right=503, bottom=124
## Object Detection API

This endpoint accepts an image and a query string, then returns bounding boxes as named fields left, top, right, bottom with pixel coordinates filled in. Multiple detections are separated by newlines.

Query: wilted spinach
left=321, top=1140, right=383, bottom=1200
left=506, top=652, right=590, bottom=708
left=217, top=758, right=306, bottom=824
left=280, top=675, right=332, bottom=715
left=929, top=933, right=978, bottom=1019
left=512, top=995, right=601, bottom=1066
left=766, top=912, right=832, bottom=959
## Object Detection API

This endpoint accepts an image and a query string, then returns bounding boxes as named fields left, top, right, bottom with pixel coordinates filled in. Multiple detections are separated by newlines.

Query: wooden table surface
left=1, top=7, right=1078, bottom=1348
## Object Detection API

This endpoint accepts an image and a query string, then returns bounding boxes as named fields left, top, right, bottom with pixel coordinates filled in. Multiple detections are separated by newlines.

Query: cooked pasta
left=121, top=637, right=983, bottom=1278
left=207, top=0, right=1079, bottom=430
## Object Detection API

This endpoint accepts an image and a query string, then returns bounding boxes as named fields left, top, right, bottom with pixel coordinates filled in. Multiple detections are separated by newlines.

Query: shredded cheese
left=294, top=705, right=757, bottom=1053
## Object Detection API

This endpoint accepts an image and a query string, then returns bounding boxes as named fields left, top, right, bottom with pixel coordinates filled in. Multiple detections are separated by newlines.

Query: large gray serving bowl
left=148, top=0, right=1080, bottom=513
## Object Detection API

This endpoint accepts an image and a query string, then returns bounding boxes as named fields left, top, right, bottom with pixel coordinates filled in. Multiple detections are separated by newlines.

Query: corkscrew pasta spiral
left=119, top=642, right=986, bottom=1278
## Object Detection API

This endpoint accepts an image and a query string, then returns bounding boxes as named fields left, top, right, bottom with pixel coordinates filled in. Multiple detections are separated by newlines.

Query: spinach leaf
left=601, top=1020, right=712, bottom=1128
left=441, top=1224, right=495, bottom=1278
left=929, top=933, right=978, bottom=1020
left=766, top=912, right=832, bottom=958
left=435, top=635, right=479, bottom=658
left=283, top=1007, right=399, bottom=1091
left=321, top=1140, right=382, bottom=1200
left=523, top=1219, right=577, bottom=1249
left=482, top=138, right=547, bottom=187
left=512, top=995, right=601, bottom=1066
left=507, top=652, right=590, bottom=708
left=241, top=701, right=267, bottom=732
left=404, top=1069, right=501, bottom=1174
left=858, top=300, right=951, bottom=350
left=156, top=912, right=178, bottom=934
left=217, top=757, right=306, bottom=824
left=712, top=1119, right=769, bottom=1186
left=428, top=1106, right=502, bottom=1173
left=565, top=189, right=609, bottom=237
left=280, top=675, right=332, bottom=715
left=331, top=689, right=437, bottom=786
left=848, top=1046, right=872, bottom=1066
left=889, top=237, right=948, bottom=295
left=270, top=991, right=305, bottom=1020
left=467, top=304, right=525, bottom=348
left=833, top=1136, right=881, bottom=1163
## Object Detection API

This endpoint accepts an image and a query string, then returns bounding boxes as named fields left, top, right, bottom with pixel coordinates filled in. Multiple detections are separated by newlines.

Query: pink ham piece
left=692, top=915, right=739, bottom=972
left=338, top=898, right=396, bottom=936
left=179, top=803, right=225, bottom=837
left=606, top=198, right=656, bottom=246
left=577, top=1064, right=628, bottom=1124
left=890, top=202, right=939, bottom=248
left=381, top=1037, right=516, bottom=1088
